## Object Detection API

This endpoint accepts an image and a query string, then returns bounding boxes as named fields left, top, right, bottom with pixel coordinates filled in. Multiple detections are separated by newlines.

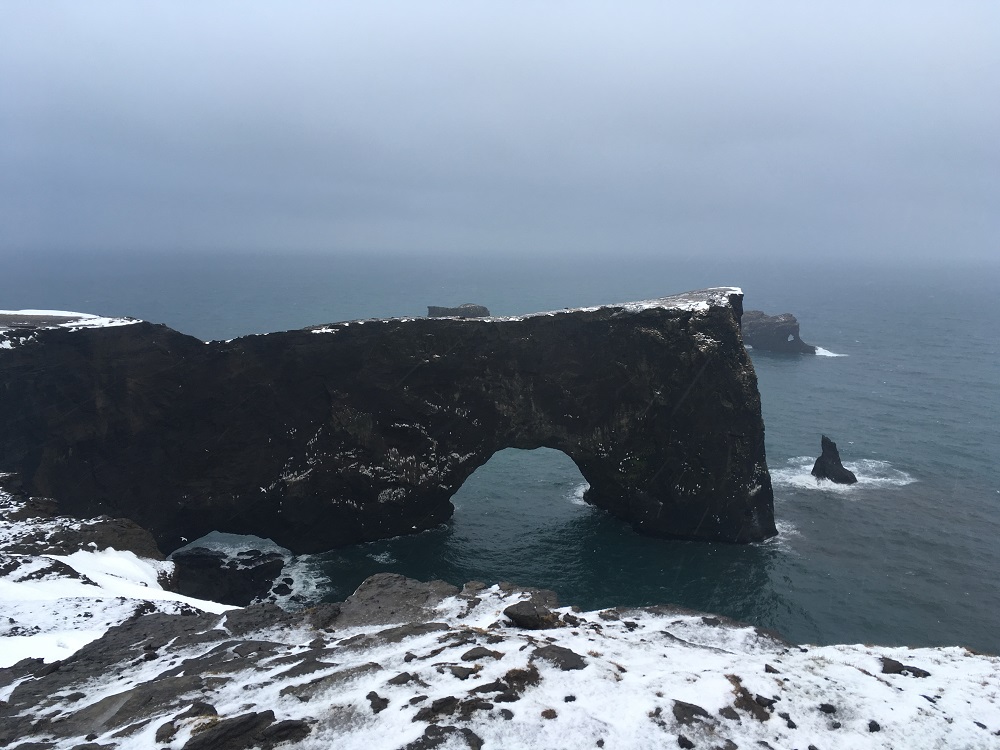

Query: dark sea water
left=3, top=249, right=999, bottom=652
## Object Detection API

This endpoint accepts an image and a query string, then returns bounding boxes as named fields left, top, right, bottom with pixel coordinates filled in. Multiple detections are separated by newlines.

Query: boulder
left=170, top=547, right=286, bottom=606
left=811, top=436, right=858, bottom=484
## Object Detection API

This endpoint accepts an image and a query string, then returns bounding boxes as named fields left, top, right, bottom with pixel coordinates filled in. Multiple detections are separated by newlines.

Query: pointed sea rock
left=811, top=436, right=858, bottom=484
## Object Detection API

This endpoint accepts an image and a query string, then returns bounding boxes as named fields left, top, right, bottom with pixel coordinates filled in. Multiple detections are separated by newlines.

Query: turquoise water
left=3, top=250, right=998, bottom=651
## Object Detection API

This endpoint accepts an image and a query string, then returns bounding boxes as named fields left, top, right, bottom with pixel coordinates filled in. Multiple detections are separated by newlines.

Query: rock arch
left=0, top=289, right=775, bottom=554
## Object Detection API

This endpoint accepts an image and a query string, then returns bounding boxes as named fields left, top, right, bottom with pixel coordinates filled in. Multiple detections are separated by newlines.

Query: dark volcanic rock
left=880, top=656, right=931, bottom=678
left=171, top=547, right=286, bottom=606
left=672, top=700, right=711, bottom=725
left=532, top=644, right=587, bottom=671
left=742, top=310, right=816, bottom=354
left=334, top=573, right=460, bottom=628
left=179, top=710, right=277, bottom=750
left=503, top=600, right=560, bottom=630
left=0, top=289, right=774, bottom=552
left=402, top=724, right=484, bottom=750
left=0, top=483, right=164, bottom=560
left=427, top=303, right=491, bottom=318
left=811, top=435, right=858, bottom=485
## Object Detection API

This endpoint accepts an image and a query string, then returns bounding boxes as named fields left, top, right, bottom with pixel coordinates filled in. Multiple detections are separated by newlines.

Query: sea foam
left=568, top=482, right=590, bottom=505
left=814, top=346, right=847, bottom=357
left=771, top=456, right=916, bottom=494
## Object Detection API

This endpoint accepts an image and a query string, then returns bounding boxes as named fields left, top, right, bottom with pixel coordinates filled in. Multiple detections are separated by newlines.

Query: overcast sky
left=2, top=1, right=998, bottom=261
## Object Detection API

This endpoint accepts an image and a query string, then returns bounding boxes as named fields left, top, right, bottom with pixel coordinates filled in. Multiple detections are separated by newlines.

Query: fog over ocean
left=3, top=250, right=998, bottom=652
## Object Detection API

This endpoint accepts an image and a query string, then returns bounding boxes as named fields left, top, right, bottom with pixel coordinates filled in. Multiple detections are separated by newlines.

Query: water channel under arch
left=317, top=448, right=786, bottom=627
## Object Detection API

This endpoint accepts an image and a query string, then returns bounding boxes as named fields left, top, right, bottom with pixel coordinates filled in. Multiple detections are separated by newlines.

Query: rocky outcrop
left=811, top=435, right=858, bottom=484
left=0, top=289, right=774, bottom=553
left=170, top=547, right=288, bottom=607
left=427, top=303, right=491, bottom=318
left=2, top=573, right=994, bottom=750
left=0, top=475, right=165, bottom=560
left=742, top=311, right=816, bottom=354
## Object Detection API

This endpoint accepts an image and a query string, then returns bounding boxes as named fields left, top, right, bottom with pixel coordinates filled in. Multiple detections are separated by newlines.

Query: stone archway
left=0, top=289, right=775, bottom=554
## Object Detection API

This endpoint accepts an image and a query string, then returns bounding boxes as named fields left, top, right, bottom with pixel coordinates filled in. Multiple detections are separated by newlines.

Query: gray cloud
left=2, top=1, right=998, bottom=259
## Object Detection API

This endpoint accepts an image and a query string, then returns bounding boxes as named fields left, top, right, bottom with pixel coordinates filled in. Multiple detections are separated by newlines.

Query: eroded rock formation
left=742, top=310, right=816, bottom=354
left=811, top=435, right=858, bottom=484
left=0, top=289, right=774, bottom=553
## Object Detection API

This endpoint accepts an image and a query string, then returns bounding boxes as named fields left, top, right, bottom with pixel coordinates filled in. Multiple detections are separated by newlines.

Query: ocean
left=3, top=249, right=998, bottom=652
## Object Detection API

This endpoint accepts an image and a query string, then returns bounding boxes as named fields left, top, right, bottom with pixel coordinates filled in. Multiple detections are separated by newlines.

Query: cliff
left=0, top=289, right=774, bottom=554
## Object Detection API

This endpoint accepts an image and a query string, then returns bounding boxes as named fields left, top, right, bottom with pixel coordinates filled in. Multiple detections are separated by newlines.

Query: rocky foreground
left=2, top=487, right=999, bottom=750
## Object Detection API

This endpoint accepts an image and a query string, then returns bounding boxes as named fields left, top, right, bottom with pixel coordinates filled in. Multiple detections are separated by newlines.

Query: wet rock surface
left=170, top=547, right=287, bottom=606
left=0, top=289, right=774, bottom=553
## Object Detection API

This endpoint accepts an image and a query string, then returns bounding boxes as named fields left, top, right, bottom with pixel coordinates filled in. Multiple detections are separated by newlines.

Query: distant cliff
left=0, top=289, right=775, bottom=554
left=742, top=310, right=816, bottom=354
left=427, top=303, right=490, bottom=318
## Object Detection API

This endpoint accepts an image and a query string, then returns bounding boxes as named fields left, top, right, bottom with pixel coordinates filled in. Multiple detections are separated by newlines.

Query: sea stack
left=741, top=311, right=816, bottom=354
left=811, top=435, right=858, bottom=484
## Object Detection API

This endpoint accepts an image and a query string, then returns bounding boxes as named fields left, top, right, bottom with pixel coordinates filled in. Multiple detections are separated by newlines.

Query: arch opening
left=448, top=447, right=592, bottom=545
left=317, top=447, right=600, bottom=601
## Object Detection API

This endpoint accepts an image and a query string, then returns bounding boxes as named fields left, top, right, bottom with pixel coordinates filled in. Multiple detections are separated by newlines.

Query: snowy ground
left=1, top=568, right=998, bottom=749
left=0, top=487, right=234, bottom=670
left=0, top=547, right=234, bottom=670
left=1, top=484, right=998, bottom=748
left=0, top=309, right=139, bottom=330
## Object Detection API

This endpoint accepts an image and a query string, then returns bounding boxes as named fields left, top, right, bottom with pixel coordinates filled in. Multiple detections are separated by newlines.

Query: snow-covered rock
left=1, top=568, right=997, bottom=750
left=1, top=482, right=998, bottom=749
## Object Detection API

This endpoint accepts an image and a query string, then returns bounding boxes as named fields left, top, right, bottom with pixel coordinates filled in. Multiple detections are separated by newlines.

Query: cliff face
left=0, top=289, right=775, bottom=553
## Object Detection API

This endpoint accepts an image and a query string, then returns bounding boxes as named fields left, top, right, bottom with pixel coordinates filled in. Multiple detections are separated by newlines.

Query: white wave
left=369, top=551, right=396, bottom=564
left=274, top=555, right=332, bottom=610
left=771, top=456, right=916, bottom=494
left=568, top=482, right=590, bottom=506
left=759, top=519, right=800, bottom=554
left=814, top=347, right=847, bottom=357
left=775, top=519, right=800, bottom=537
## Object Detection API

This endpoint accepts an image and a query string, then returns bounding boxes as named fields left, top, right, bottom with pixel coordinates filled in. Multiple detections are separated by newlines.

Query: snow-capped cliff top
left=0, top=310, right=139, bottom=332
left=310, top=287, right=744, bottom=333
